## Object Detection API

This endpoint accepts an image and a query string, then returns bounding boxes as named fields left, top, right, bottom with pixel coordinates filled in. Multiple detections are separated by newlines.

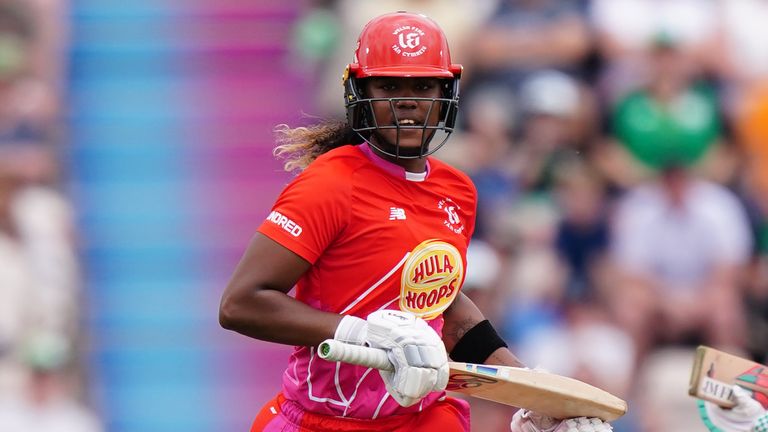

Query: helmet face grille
left=343, top=12, right=462, bottom=158
left=344, top=76, right=460, bottom=159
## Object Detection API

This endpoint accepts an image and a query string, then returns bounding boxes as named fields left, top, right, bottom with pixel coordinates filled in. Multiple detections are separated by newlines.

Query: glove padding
left=510, top=409, right=613, bottom=432
left=365, top=310, right=449, bottom=407
left=333, top=315, right=369, bottom=345
left=699, top=385, right=768, bottom=432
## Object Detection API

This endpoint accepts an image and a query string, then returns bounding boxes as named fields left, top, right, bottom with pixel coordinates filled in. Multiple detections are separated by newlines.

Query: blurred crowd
left=294, top=0, right=768, bottom=431
left=2, top=0, right=768, bottom=430
left=0, top=0, right=101, bottom=430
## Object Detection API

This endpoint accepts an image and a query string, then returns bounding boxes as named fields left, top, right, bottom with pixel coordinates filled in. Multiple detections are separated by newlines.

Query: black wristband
left=449, top=319, right=508, bottom=364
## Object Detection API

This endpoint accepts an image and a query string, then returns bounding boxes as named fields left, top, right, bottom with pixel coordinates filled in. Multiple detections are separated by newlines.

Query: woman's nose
left=394, top=97, right=418, bottom=109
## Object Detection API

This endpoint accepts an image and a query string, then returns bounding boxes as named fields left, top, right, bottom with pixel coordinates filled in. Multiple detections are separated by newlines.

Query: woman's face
left=363, top=76, right=444, bottom=156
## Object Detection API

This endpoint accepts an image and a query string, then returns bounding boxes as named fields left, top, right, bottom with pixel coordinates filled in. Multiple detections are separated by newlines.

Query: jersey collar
left=358, top=143, right=430, bottom=182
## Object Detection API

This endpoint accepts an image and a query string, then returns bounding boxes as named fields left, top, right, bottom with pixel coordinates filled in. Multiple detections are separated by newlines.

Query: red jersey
left=257, top=143, right=476, bottom=419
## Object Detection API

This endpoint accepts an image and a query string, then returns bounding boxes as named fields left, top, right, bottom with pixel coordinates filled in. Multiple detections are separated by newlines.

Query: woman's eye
left=417, top=81, right=440, bottom=92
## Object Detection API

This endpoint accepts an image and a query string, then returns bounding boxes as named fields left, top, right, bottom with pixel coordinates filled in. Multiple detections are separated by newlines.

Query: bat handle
left=318, top=339, right=394, bottom=371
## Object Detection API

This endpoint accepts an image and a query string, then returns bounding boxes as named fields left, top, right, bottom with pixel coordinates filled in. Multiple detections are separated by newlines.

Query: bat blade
left=318, top=339, right=627, bottom=421
left=447, top=363, right=627, bottom=421
left=688, top=345, right=768, bottom=409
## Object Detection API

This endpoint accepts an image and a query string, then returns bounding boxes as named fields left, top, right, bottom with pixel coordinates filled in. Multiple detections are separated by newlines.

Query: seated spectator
left=495, top=199, right=566, bottom=345
left=553, top=161, right=611, bottom=303
left=514, top=70, right=587, bottom=194
left=634, top=347, right=704, bottom=432
left=702, top=1, right=768, bottom=196
left=731, top=81, right=768, bottom=251
left=514, top=303, right=637, bottom=432
left=0, top=332, right=102, bottom=432
left=596, top=35, right=737, bottom=190
left=0, top=0, right=58, bottom=147
left=0, top=146, right=78, bottom=395
left=743, top=253, right=768, bottom=365
left=609, top=163, right=752, bottom=358
left=438, top=84, right=520, bottom=240
left=461, top=239, right=505, bottom=322
left=10, top=146, right=78, bottom=334
left=700, top=0, right=768, bottom=89
left=611, top=38, right=722, bottom=175
left=468, top=0, right=591, bottom=87
left=589, top=0, right=716, bottom=103
left=289, top=0, right=341, bottom=78
left=0, top=158, right=30, bottom=395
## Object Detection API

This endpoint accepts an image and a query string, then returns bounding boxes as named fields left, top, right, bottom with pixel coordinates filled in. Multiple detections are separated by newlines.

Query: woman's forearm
left=219, top=288, right=342, bottom=347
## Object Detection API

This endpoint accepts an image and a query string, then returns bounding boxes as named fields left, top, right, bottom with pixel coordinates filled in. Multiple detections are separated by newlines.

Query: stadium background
left=0, top=0, right=767, bottom=431
left=71, top=1, right=296, bottom=430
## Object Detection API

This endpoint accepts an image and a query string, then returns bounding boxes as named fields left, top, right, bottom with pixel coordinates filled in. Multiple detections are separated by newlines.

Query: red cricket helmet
left=343, top=11, right=463, bottom=158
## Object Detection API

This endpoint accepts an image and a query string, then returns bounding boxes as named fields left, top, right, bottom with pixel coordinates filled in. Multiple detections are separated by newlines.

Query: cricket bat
left=688, top=345, right=768, bottom=409
left=318, top=339, right=628, bottom=421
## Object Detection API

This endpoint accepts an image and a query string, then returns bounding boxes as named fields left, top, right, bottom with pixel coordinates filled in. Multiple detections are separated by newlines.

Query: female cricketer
left=219, top=11, right=614, bottom=432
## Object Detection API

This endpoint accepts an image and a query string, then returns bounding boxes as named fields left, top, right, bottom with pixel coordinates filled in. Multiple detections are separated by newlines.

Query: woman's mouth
left=395, top=118, right=420, bottom=126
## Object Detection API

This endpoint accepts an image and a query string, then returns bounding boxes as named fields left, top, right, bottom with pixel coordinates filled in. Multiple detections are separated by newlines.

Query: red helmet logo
left=397, top=30, right=422, bottom=52
left=348, top=12, right=462, bottom=79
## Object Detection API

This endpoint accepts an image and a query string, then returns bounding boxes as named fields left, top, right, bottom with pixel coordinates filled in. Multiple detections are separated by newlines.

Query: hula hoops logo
left=400, top=239, right=463, bottom=319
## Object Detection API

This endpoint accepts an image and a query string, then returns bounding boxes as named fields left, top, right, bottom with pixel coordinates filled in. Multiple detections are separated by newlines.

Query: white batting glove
left=332, top=310, right=449, bottom=406
left=365, top=310, right=449, bottom=407
left=699, top=386, right=768, bottom=432
left=510, top=409, right=613, bottom=432
left=333, top=314, right=369, bottom=346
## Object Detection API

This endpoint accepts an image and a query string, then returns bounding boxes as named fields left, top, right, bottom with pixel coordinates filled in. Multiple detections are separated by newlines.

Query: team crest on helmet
left=400, top=239, right=463, bottom=319
left=391, top=25, right=427, bottom=57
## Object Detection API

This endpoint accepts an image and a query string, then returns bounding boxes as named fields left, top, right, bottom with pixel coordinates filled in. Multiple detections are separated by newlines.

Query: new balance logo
left=389, top=207, right=406, bottom=220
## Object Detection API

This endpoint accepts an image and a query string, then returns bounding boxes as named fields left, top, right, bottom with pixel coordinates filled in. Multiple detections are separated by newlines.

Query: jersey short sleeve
left=258, top=164, right=351, bottom=263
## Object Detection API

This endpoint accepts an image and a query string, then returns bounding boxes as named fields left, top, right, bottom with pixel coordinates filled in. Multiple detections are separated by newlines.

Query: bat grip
left=318, top=339, right=394, bottom=371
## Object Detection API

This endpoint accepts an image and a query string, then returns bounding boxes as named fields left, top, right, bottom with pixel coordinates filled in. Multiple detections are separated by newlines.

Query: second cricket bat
left=688, top=345, right=768, bottom=409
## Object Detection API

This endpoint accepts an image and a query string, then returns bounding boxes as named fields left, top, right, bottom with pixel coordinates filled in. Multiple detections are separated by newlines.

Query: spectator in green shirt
left=612, top=36, right=721, bottom=171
